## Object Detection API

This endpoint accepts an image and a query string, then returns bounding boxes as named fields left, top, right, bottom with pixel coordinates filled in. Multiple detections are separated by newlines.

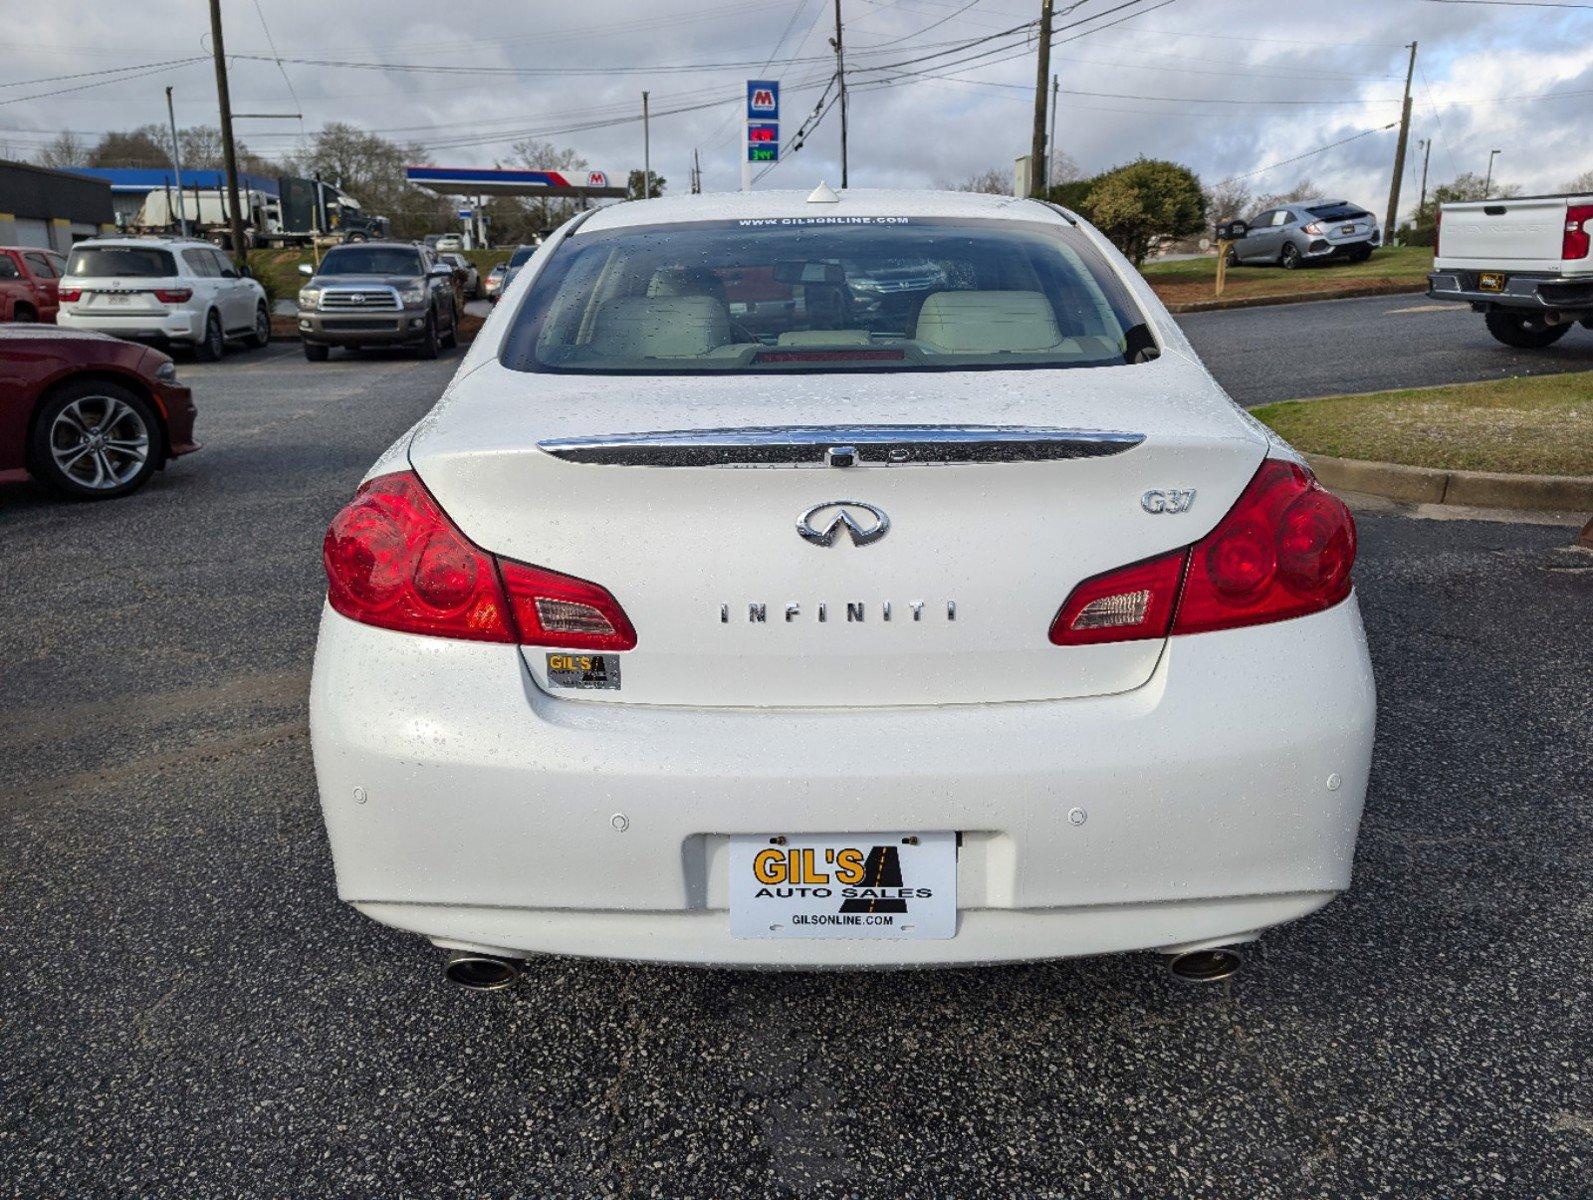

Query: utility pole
left=1484, top=148, right=1501, bottom=197
left=1384, top=40, right=1416, bottom=247
left=1416, top=137, right=1432, bottom=219
left=164, top=87, right=188, bottom=239
left=692, top=147, right=702, bottom=194
left=207, top=0, right=248, bottom=268
left=832, top=0, right=849, bottom=188
left=1029, top=0, right=1054, bottom=197
left=642, top=91, right=652, bottom=199
left=1048, top=73, right=1059, bottom=190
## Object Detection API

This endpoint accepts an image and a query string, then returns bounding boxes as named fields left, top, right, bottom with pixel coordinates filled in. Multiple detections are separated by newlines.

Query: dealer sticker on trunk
left=729, top=832, right=957, bottom=939
left=545, top=653, right=621, bottom=690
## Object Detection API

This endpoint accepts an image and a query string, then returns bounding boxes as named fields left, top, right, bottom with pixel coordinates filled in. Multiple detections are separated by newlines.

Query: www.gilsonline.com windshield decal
left=735, top=216, right=912, bottom=227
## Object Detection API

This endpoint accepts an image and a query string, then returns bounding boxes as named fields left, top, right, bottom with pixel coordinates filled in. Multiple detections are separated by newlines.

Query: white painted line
left=1386, top=303, right=1458, bottom=314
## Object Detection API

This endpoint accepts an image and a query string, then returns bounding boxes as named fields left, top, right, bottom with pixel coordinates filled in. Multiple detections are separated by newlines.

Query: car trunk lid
left=407, top=354, right=1266, bottom=707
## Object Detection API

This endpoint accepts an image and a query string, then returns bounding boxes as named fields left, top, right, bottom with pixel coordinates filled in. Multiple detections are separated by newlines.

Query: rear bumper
left=57, top=309, right=203, bottom=342
left=309, top=599, right=1377, bottom=968
left=1302, top=232, right=1378, bottom=259
left=1427, top=270, right=1593, bottom=311
left=299, top=310, right=429, bottom=345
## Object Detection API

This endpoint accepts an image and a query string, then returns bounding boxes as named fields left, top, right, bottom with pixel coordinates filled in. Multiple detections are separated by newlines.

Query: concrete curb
left=1163, top=281, right=1427, bottom=314
left=1305, top=453, right=1593, bottom=513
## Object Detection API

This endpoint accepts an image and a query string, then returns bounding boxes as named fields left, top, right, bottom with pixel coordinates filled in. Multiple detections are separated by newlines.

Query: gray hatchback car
left=1224, top=200, right=1381, bottom=269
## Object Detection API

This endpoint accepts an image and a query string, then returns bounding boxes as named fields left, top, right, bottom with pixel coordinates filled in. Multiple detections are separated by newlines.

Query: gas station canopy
left=405, top=165, right=627, bottom=199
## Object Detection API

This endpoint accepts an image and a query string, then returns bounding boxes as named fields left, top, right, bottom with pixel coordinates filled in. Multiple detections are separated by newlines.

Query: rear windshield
left=1306, top=204, right=1369, bottom=221
left=67, top=246, right=176, bottom=277
left=500, top=217, right=1148, bottom=375
left=316, top=247, right=423, bottom=276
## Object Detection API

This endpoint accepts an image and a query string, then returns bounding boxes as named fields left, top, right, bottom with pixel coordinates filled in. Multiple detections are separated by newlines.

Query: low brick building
left=0, top=159, right=116, bottom=252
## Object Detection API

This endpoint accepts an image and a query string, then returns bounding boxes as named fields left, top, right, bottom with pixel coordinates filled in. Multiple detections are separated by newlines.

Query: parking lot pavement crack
left=130, top=980, right=182, bottom=1052
left=1225, top=991, right=1340, bottom=1179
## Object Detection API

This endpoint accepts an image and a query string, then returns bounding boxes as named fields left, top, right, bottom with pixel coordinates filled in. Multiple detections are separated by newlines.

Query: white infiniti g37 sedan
left=310, top=188, right=1375, bottom=985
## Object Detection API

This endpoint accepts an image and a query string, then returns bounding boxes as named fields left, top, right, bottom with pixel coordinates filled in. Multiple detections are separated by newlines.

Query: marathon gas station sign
left=743, top=79, right=779, bottom=188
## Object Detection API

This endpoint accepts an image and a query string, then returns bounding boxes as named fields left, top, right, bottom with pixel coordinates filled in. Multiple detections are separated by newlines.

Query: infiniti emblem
left=797, top=501, right=890, bottom=547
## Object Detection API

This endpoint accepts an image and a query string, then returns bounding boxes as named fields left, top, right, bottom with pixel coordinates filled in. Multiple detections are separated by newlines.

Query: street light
left=1484, top=149, right=1502, bottom=197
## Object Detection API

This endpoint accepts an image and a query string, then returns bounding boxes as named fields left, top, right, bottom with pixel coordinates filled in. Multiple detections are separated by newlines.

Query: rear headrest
left=591, top=295, right=731, bottom=359
left=914, top=290, right=1063, bottom=354
left=775, top=329, right=872, bottom=346
left=646, top=267, right=727, bottom=304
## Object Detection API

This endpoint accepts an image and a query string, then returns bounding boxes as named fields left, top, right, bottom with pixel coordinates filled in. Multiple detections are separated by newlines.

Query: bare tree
left=1559, top=168, right=1593, bottom=194
left=88, top=127, right=170, bottom=168
left=35, top=130, right=90, bottom=169
left=285, top=123, right=449, bottom=239
left=946, top=166, right=1013, bottom=195
left=1203, top=178, right=1253, bottom=236
left=1251, top=178, right=1319, bottom=215
left=510, top=138, right=590, bottom=232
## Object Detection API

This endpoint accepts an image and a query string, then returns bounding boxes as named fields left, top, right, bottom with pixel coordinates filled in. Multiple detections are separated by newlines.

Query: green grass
left=1253, top=372, right=1593, bottom=476
left=1141, top=245, right=1433, bottom=282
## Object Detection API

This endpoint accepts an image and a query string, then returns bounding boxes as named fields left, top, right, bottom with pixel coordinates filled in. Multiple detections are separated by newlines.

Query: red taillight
left=154, top=287, right=193, bottom=303
left=58, top=287, right=82, bottom=303
left=500, top=560, right=638, bottom=651
left=322, top=471, right=636, bottom=650
left=1047, top=459, right=1356, bottom=645
left=1563, top=204, right=1593, bottom=260
left=1172, top=459, right=1355, bottom=635
left=1049, top=550, right=1188, bottom=646
left=1434, top=209, right=1442, bottom=256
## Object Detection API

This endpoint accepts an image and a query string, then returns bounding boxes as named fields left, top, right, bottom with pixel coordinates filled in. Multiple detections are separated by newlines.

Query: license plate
left=1341, top=224, right=1356, bottom=235
left=729, top=831, right=957, bottom=939
left=1477, top=271, right=1507, bottom=293
left=103, top=293, right=131, bottom=305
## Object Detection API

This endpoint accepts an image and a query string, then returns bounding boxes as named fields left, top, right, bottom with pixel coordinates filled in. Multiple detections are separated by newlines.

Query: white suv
left=57, top=237, right=270, bottom=361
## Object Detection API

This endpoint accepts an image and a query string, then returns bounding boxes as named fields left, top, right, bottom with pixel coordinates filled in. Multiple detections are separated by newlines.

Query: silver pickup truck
left=296, top=242, right=459, bottom=362
left=1428, top=193, right=1593, bottom=348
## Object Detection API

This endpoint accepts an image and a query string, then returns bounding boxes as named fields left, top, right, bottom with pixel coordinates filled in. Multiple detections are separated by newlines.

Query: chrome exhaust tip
left=442, top=951, right=522, bottom=991
left=1167, top=946, right=1243, bottom=984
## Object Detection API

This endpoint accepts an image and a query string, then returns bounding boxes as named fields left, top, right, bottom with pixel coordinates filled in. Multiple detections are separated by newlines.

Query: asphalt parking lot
left=1179, top=292, right=1593, bottom=406
left=1, top=310, right=1589, bottom=1198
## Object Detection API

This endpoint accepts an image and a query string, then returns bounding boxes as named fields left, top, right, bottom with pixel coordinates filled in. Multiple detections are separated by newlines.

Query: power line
left=1214, top=122, right=1399, bottom=186
left=0, top=58, right=208, bottom=106
left=248, top=0, right=304, bottom=136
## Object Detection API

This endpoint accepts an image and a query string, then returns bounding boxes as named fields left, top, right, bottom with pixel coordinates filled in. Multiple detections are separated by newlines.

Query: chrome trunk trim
left=537, top=425, right=1144, bottom=468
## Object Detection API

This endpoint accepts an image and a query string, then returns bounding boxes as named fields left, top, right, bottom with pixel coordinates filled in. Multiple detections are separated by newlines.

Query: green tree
left=1045, top=175, right=1097, bottom=212
left=1403, top=171, right=1523, bottom=245
left=1077, top=158, right=1206, bottom=265
left=626, top=168, right=665, bottom=199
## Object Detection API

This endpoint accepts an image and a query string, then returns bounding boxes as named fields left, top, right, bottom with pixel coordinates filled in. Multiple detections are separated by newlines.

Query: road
left=1178, top=292, right=1593, bottom=406
left=1, top=324, right=1589, bottom=1199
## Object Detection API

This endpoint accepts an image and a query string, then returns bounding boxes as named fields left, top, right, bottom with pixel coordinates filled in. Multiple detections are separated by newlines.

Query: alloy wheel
left=48, top=394, right=151, bottom=491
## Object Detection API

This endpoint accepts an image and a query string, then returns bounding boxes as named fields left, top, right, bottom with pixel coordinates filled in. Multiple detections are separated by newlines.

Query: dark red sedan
left=0, top=326, right=198, bottom=500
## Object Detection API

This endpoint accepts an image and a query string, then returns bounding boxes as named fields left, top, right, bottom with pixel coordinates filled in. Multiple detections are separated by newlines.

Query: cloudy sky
left=3, top=0, right=1591, bottom=217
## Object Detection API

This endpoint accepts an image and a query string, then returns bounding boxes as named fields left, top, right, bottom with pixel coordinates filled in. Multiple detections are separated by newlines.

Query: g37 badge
left=1141, top=488, right=1196, bottom=514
